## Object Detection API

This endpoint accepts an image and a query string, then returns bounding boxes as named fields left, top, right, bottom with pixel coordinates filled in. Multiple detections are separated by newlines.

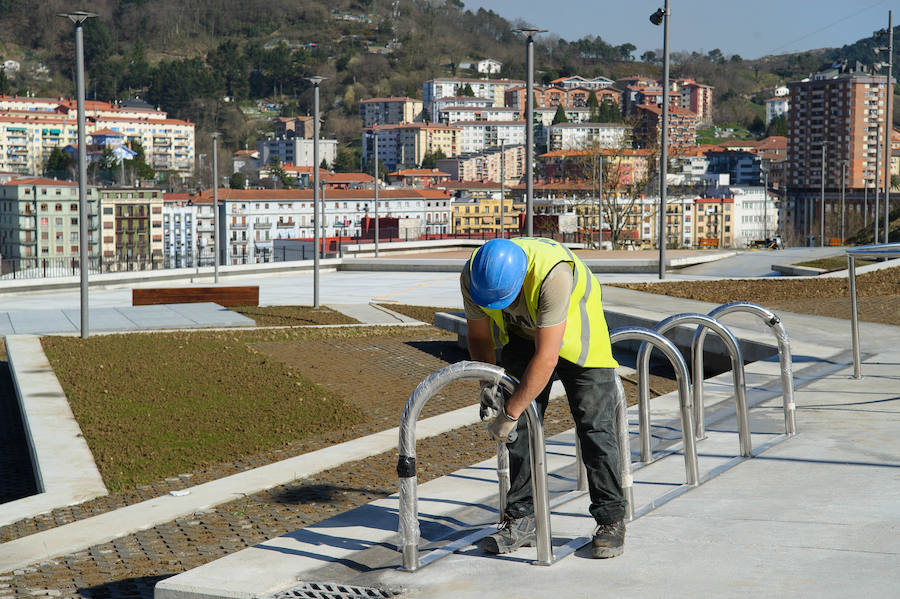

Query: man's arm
left=503, top=320, right=565, bottom=419
left=466, top=317, right=496, bottom=364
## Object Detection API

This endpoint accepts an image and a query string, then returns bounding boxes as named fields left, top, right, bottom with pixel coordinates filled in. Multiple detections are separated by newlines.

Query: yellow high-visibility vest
left=474, top=237, right=618, bottom=368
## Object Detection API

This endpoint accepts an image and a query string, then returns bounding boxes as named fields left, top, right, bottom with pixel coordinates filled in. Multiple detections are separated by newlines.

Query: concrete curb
left=1, top=335, right=107, bottom=528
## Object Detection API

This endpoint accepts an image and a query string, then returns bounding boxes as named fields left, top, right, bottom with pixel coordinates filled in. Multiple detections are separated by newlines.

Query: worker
left=460, top=237, right=626, bottom=558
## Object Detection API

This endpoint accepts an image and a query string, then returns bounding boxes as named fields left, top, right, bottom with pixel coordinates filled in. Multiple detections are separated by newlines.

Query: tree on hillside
left=267, top=156, right=292, bottom=189
left=125, top=141, right=155, bottom=182
left=333, top=147, right=359, bottom=173
left=44, top=147, right=72, bottom=180
left=552, top=104, right=569, bottom=125
left=421, top=148, right=447, bottom=169
left=641, top=50, right=658, bottom=64
left=230, top=172, right=246, bottom=189
left=766, top=115, right=788, bottom=137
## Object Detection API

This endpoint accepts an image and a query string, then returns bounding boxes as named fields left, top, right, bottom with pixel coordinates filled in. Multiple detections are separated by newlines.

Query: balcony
left=231, top=223, right=248, bottom=230
left=276, top=221, right=295, bottom=228
left=254, top=222, right=271, bottom=229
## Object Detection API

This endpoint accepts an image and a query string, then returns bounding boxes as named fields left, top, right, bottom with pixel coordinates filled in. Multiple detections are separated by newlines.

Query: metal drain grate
left=270, top=581, right=401, bottom=599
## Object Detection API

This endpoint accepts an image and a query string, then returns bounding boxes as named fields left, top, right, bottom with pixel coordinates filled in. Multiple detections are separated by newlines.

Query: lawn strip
left=232, top=305, right=359, bottom=326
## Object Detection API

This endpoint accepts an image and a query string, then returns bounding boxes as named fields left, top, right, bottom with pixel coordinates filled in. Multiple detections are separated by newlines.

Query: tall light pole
left=876, top=12, right=894, bottom=243
left=820, top=144, right=826, bottom=246
left=374, top=129, right=380, bottom=256
left=307, top=76, right=326, bottom=308
left=514, top=27, right=546, bottom=237
left=875, top=123, right=881, bottom=243
left=58, top=10, right=96, bottom=339
left=840, top=160, right=847, bottom=243
left=211, top=132, right=220, bottom=283
left=762, top=165, right=769, bottom=240
left=651, top=2, right=670, bottom=279
left=499, top=141, right=506, bottom=238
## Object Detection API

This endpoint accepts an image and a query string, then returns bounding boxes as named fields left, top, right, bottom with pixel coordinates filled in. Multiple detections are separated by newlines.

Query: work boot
left=480, top=514, right=536, bottom=554
left=591, top=520, right=625, bottom=558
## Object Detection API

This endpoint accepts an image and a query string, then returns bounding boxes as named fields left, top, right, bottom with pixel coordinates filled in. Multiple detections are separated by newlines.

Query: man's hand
left=479, top=383, right=503, bottom=421
left=488, top=411, right=518, bottom=443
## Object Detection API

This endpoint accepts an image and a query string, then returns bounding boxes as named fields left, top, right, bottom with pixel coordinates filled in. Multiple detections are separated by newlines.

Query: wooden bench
left=698, top=237, right=720, bottom=249
left=132, top=286, right=259, bottom=307
left=827, top=238, right=843, bottom=247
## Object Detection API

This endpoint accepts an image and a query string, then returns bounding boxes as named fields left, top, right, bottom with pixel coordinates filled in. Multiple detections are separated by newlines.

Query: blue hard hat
left=469, top=239, right=527, bottom=310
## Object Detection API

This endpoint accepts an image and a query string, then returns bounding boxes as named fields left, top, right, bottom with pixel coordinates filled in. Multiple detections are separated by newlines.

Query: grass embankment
left=41, top=327, right=407, bottom=492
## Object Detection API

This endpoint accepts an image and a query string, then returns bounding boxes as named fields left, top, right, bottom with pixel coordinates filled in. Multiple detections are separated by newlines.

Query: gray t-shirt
left=461, top=261, right=574, bottom=339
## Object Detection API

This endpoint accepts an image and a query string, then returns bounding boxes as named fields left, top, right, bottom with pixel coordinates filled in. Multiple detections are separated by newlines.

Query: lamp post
left=211, top=132, right=220, bottom=284
left=876, top=12, right=893, bottom=243
left=57, top=10, right=95, bottom=338
left=875, top=123, right=881, bottom=243
left=820, top=144, right=826, bottom=247
left=651, top=2, right=670, bottom=279
left=307, top=76, right=326, bottom=308
left=513, top=27, right=546, bottom=237
left=499, top=141, right=505, bottom=238
left=762, top=165, right=769, bottom=240
left=374, top=130, right=380, bottom=256
left=840, top=160, right=847, bottom=243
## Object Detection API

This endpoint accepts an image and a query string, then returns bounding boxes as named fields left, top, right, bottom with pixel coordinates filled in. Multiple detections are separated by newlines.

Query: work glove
left=479, top=383, right=503, bottom=422
left=488, top=411, right=519, bottom=443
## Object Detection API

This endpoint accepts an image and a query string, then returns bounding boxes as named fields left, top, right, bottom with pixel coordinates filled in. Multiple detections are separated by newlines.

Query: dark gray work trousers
left=500, top=334, right=626, bottom=525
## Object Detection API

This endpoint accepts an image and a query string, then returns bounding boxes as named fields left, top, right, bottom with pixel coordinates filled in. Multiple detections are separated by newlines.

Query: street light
left=211, top=132, right=220, bottom=283
left=513, top=27, right=546, bottom=237
left=650, top=1, right=670, bottom=279
left=57, top=10, right=96, bottom=339
left=875, top=12, right=894, bottom=243
left=841, top=160, right=847, bottom=243
left=307, top=75, right=326, bottom=308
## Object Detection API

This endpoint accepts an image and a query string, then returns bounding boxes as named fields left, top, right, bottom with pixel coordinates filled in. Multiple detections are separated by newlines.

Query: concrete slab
left=7, top=310, right=78, bottom=335
left=154, top=353, right=900, bottom=599
left=1, top=335, right=107, bottom=528
left=162, top=302, right=255, bottom=327
left=60, top=307, right=142, bottom=332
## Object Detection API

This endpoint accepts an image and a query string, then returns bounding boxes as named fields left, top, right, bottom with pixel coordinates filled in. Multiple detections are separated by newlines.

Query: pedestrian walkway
left=0, top=302, right=253, bottom=335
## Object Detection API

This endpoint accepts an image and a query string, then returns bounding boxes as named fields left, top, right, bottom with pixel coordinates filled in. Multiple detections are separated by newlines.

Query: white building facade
left=547, top=122, right=629, bottom=151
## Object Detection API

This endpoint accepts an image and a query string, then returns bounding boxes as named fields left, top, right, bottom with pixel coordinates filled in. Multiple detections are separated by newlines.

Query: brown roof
left=197, top=188, right=448, bottom=201
left=4, top=177, right=78, bottom=187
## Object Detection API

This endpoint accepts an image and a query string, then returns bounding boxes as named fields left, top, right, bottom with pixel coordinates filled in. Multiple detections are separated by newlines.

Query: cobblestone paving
left=0, top=359, right=38, bottom=505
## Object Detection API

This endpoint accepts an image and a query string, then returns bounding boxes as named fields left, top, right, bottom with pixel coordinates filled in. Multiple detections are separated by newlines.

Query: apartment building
left=436, top=144, right=525, bottom=185
left=766, top=96, right=790, bottom=125
left=536, top=148, right=652, bottom=189
left=200, top=188, right=452, bottom=262
left=547, top=122, right=629, bottom=151
left=161, top=192, right=197, bottom=267
left=787, top=71, right=889, bottom=190
left=455, top=121, right=526, bottom=154
left=674, top=79, right=714, bottom=125
left=633, top=104, right=699, bottom=149
left=275, top=116, right=314, bottom=139
left=706, top=150, right=762, bottom=186
left=0, top=97, right=195, bottom=176
left=437, top=106, right=519, bottom=124
left=692, top=197, right=735, bottom=247
left=257, top=137, right=339, bottom=169
left=0, top=177, right=98, bottom=260
left=504, top=86, right=622, bottom=112
left=363, top=123, right=459, bottom=171
left=549, top=76, right=615, bottom=90
left=430, top=96, right=494, bottom=117
left=451, top=194, right=521, bottom=234
left=359, top=97, right=423, bottom=127
left=423, top=78, right=524, bottom=112
left=97, top=187, right=164, bottom=265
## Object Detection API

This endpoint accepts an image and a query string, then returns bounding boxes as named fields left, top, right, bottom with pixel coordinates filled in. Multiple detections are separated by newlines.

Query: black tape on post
left=397, top=455, right=417, bottom=478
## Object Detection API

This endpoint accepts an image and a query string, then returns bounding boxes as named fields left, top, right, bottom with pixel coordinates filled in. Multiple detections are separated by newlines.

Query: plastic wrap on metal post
left=609, top=327, right=699, bottom=486
left=697, top=302, right=797, bottom=436
left=397, top=361, right=518, bottom=572
left=614, top=372, right=635, bottom=521
left=635, top=313, right=750, bottom=457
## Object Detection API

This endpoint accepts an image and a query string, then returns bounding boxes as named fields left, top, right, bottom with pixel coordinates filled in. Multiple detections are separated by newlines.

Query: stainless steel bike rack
left=695, top=302, right=797, bottom=437
left=396, top=360, right=635, bottom=571
left=609, top=327, right=699, bottom=487
left=397, top=361, right=553, bottom=571
left=846, top=243, right=900, bottom=378
left=636, top=313, right=751, bottom=461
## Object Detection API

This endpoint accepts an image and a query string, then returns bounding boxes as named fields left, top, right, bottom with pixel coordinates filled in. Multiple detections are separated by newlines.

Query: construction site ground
left=0, top=252, right=897, bottom=598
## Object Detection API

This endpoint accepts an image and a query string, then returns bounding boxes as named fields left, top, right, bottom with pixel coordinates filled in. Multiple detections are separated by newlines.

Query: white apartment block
left=731, top=186, right=781, bottom=244
left=364, top=124, right=459, bottom=171
left=456, top=121, right=526, bottom=154
left=533, top=107, right=593, bottom=128
left=257, top=137, right=338, bottom=168
left=550, top=75, right=615, bottom=90
left=0, top=97, right=195, bottom=176
left=430, top=96, right=494, bottom=116
left=205, top=188, right=452, bottom=262
left=423, top=78, right=524, bottom=112
left=436, top=144, right=525, bottom=185
left=547, top=122, right=629, bottom=151
left=359, top=97, right=423, bottom=127
left=0, top=177, right=99, bottom=261
left=97, top=187, right=164, bottom=265
left=161, top=193, right=197, bottom=268
left=438, top=106, right=520, bottom=124
left=765, top=96, right=789, bottom=125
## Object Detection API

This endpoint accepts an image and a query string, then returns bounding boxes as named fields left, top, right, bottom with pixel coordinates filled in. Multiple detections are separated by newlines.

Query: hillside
left=0, top=0, right=896, bottom=170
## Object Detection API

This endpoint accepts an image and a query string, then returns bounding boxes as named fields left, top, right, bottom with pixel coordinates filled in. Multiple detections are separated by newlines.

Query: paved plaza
left=0, top=248, right=897, bottom=598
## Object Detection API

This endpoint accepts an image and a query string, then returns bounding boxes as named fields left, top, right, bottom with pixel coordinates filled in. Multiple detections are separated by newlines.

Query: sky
left=461, top=0, right=898, bottom=59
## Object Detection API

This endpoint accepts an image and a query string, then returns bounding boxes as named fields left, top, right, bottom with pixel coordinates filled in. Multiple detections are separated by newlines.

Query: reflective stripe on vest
left=472, top=238, right=618, bottom=368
